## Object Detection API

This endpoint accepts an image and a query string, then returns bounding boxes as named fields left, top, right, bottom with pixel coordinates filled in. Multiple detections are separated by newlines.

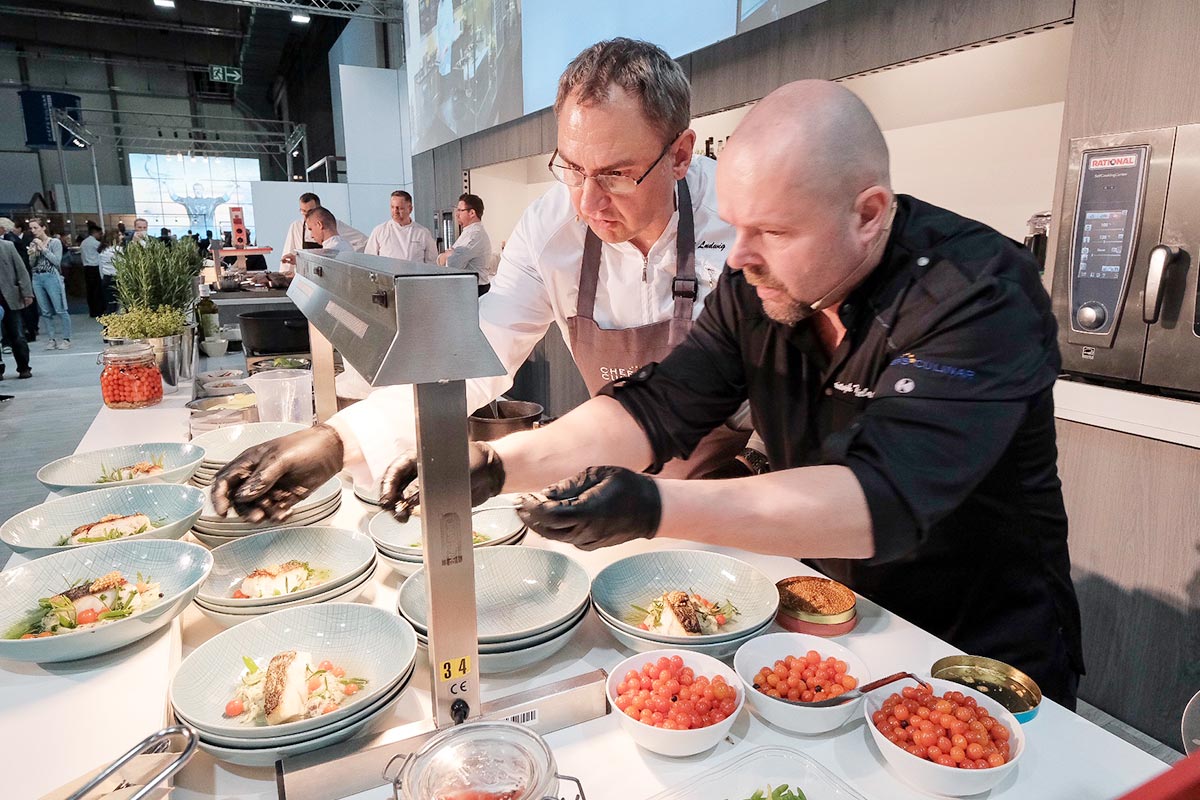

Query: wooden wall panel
left=1056, top=419, right=1200, bottom=747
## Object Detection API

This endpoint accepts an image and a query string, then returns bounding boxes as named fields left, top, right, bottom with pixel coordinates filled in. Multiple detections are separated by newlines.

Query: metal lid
left=101, top=342, right=155, bottom=365
left=394, top=721, right=557, bottom=800
left=930, top=655, right=1042, bottom=721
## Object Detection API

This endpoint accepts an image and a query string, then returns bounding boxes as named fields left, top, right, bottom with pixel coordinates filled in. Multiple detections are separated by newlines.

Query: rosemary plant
left=113, top=237, right=202, bottom=313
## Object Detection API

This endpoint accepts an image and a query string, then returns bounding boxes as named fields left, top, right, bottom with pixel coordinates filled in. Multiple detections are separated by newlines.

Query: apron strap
left=670, top=176, right=697, bottom=346
left=576, top=176, right=697, bottom=336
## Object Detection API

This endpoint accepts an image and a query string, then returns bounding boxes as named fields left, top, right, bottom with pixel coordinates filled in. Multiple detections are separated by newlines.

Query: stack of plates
left=589, top=550, right=781, bottom=660
left=368, top=497, right=527, bottom=578
left=397, top=545, right=590, bottom=674
left=191, top=477, right=342, bottom=548
left=170, top=603, right=418, bottom=766
left=190, top=422, right=308, bottom=487
left=193, top=527, right=378, bottom=628
left=37, top=443, right=206, bottom=495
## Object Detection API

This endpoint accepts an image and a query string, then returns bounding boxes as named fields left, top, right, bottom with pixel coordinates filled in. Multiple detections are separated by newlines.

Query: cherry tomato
left=76, top=608, right=100, bottom=626
left=225, top=699, right=245, bottom=717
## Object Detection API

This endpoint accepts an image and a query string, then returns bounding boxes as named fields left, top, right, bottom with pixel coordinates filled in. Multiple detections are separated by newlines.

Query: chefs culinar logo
left=889, top=352, right=977, bottom=380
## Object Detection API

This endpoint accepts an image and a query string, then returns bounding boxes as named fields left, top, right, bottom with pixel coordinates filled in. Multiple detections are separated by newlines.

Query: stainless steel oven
left=1052, top=125, right=1200, bottom=394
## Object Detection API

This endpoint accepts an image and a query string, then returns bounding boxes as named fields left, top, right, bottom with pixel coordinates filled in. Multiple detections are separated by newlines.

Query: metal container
left=930, top=655, right=1043, bottom=724
left=469, top=400, right=544, bottom=441
left=238, top=309, right=310, bottom=355
left=178, top=323, right=197, bottom=382
left=389, top=721, right=584, bottom=800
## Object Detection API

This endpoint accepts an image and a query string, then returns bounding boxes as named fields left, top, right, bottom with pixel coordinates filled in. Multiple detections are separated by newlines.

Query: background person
left=11, top=220, right=39, bottom=342
left=305, top=207, right=355, bottom=253
left=437, top=193, right=493, bottom=295
left=98, top=230, right=121, bottom=313
left=280, top=192, right=367, bottom=271
left=0, top=235, right=33, bottom=379
left=27, top=219, right=71, bottom=350
left=80, top=221, right=104, bottom=317
left=364, top=190, right=438, bottom=263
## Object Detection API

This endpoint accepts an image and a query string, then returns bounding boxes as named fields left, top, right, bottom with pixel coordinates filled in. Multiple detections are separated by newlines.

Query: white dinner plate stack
left=170, top=604, right=418, bottom=766
left=191, top=478, right=342, bottom=548
left=396, top=545, right=591, bottom=674
left=368, top=498, right=527, bottom=578
left=192, top=527, right=379, bottom=628
left=189, top=422, right=308, bottom=487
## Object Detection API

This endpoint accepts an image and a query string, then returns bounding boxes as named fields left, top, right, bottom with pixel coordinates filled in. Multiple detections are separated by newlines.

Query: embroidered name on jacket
left=833, top=381, right=875, bottom=398
left=888, top=352, right=977, bottom=380
left=697, top=240, right=726, bottom=250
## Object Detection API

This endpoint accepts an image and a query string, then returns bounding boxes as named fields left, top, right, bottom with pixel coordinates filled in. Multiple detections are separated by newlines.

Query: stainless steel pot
left=468, top=400, right=544, bottom=441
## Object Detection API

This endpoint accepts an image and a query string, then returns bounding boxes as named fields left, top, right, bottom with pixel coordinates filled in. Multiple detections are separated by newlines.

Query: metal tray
left=649, top=745, right=867, bottom=800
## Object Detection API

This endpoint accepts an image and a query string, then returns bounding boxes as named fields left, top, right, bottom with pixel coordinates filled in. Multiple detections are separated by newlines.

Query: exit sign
left=209, top=65, right=243, bottom=85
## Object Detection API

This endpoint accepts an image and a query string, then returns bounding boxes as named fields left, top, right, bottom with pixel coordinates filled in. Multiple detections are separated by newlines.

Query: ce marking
left=449, top=680, right=471, bottom=695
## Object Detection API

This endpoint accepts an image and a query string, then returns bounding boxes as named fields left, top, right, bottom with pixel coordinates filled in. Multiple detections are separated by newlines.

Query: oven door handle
left=1143, top=244, right=1179, bottom=324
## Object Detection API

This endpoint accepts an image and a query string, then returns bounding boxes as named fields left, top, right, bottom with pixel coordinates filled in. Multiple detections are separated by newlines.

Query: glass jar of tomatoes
left=99, top=343, right=164, bottom=409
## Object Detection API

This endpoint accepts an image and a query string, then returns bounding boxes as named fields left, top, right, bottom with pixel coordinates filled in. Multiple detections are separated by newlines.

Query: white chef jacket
left=365, top=219, right=438, bottom=263
left=328, top=157, right=734, bottom=482
left=446, top=221, right=493, bottom=285
left=320, top=235, right=355, bottom=253
left=280, top=218, right=367, bottom=262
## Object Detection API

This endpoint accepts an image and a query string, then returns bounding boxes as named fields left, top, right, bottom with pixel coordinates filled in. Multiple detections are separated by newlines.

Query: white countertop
left=1054, top=378, right=1200, bottom=449
left=0, top=398, right=1172, bottom=800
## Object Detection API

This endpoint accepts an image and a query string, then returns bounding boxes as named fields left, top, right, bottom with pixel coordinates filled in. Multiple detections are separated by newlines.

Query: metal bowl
left=930, top=654, right=1042, bottom=724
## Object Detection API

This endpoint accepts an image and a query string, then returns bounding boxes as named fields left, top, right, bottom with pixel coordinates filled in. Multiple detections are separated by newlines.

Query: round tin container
left=930, top=655, right=1043, bottom=724
left=775, top=609, right=859, bottom=637
left=775, top=576, right=859, bottom=637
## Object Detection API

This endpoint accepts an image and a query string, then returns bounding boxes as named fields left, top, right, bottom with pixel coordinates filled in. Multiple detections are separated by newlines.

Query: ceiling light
left=153, top=0, right=175, bottom=8
left=291, top=12, right=310, bottom=23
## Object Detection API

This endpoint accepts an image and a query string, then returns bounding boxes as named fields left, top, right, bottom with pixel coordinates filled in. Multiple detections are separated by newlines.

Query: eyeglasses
left=548, top=132, right=682, bottom=195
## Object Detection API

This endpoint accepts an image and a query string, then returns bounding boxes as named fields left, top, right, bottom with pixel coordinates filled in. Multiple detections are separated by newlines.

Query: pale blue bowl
left=170, top=603, right=417, bottom=739
left=0, top=538, right=213, bottom=663
left=38, top=442, right=206, bottom=495
left=198, top=526, right=377, bottom=607
left=597, top=612, right=776, bottom=661
left=1, top=484, right=206, bottom=558
left=590, top=549, right=780, bottom=645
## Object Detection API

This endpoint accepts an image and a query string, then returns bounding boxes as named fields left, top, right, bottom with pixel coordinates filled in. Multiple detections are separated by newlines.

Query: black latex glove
left=517, top=466, right=662, bottom=551
left=379, top=441, right=505, bottom=522
left=210, top=423, right=345, bottom=523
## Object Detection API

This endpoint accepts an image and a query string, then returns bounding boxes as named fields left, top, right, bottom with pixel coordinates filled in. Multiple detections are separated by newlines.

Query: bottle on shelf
left=197, top=284, right=220, bottom=340
left=705, top=137, right=715, bottom=159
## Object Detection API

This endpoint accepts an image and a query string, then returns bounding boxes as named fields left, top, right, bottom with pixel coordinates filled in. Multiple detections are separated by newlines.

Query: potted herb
left=106, top=238, right=203, bottom=389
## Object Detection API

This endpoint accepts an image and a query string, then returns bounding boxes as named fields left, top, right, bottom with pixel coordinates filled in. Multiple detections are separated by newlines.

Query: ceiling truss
left=197, top=0, right=402, bottom=22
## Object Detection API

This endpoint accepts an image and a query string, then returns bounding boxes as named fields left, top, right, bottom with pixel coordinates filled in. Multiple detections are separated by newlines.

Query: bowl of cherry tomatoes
left=607, top=649, right=744, bottom=757
left=733, top=632, right=871, bottom=735
left=864, top=676, right=1025, bottom=796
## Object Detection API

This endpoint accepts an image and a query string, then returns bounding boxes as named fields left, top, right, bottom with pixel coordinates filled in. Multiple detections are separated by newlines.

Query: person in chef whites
left=373, top=80, right=1088, bottom=708
left=437, top=193, right=494, bottom=295
left=305, top=207, right=355, bottom=253
left=211, top=38, right=761, bottom=520
left=279, top=192, right=367, bottom=272
left=365, top=190, right=438, bottom=263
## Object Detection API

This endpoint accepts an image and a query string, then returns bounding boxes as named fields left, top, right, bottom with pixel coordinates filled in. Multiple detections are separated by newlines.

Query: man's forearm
left=490, top=396, right=654, bottom=491
left=655, top=465, right=876, bottom=560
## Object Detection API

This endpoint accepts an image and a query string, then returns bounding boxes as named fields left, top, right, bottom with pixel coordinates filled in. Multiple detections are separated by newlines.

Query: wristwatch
left=736, top=447, right=771, bottom=475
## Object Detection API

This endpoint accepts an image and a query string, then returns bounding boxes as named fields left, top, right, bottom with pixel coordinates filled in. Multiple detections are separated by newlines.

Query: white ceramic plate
left=0, top=539, right=212, bottom=663
left=2, top=484, right=205, bottom=558
left=596, top=611, right=776, bottom=661
left=170, top=603, right=416, bottom=739
left=199, top=477, right=341, bottom=522
left=190, top=422, right=308, bottom=465
left=193, top=563, right=376, bottom=628
left=38, top=443, right=206, bottom=495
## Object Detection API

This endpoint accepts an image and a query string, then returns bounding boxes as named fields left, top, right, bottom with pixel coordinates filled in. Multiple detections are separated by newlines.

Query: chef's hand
left=210, top=424, right=345, bottom=522
left=380, top=441, right=505, bottom=522
left=518, top=466, right=661, bottom=551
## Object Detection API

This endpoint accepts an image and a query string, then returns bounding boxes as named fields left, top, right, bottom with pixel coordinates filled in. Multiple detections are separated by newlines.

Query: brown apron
left=566, top=178, right=750, bottom=479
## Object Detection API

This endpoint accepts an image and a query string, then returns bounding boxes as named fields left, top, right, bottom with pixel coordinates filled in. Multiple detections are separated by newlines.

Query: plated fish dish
left=57, top=513, right=163, bottom=546
left=97, top=455, right=165, bottom=484
left=3, top=571, right=164, bottom=639
left=224, top=650, right=368, bottom=724
left=633, top=591, right=739, bottom=636
left=232, top=561, right=331, bottom=599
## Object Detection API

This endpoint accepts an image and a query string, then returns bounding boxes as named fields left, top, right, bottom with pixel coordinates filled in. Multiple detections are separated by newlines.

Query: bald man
left=380, top=80, right=1085, bottom=707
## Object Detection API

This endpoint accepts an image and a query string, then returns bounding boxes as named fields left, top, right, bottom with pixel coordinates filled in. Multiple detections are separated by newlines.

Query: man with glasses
left=280, top=192, right=367, bottom=271
left=437, top=194, right=493, bottom=295
left=211, top=38, right=754, bottom=523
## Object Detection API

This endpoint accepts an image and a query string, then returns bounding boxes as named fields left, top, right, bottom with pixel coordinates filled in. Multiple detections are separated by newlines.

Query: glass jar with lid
left=99, top=343, right=164, bottom=409
left=388, top=721, right=585, bottom=800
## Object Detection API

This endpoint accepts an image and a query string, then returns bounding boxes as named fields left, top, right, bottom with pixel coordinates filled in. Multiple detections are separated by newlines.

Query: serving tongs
left=65, top=725, right=197, bottom=800
left=774, top=671, right=931, bottom=708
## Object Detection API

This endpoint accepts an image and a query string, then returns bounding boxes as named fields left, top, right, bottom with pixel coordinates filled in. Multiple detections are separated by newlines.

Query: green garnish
left=96, top=454, right=166, bottom=484
left=741, top=786, right=807, bottom=800
left=242, top=655, right=259, bottom=674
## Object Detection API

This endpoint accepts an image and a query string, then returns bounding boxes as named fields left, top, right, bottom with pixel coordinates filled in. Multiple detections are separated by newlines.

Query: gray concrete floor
left=1, top=311, right=107, bottom=570
left=0, top=314, right=1188, bottom=769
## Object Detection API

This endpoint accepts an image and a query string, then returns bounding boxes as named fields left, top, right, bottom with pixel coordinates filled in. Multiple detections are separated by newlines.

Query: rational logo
left=1088, top=154, right=1138, bottom=170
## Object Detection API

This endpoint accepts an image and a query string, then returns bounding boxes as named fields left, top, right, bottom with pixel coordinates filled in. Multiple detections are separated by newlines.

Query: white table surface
left=1, top=399, right=1171, bottom=800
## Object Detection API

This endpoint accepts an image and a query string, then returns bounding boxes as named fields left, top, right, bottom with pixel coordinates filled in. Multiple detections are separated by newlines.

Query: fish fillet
left=68, top=513, right=152, bottom=545
left=240, top=561, right=310, bottom=598
left=264, top=650, right=312, bottom=725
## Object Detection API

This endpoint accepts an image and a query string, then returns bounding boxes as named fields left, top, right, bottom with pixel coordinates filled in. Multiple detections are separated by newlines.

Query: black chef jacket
left=604, top=194, right=1085, bottom=706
